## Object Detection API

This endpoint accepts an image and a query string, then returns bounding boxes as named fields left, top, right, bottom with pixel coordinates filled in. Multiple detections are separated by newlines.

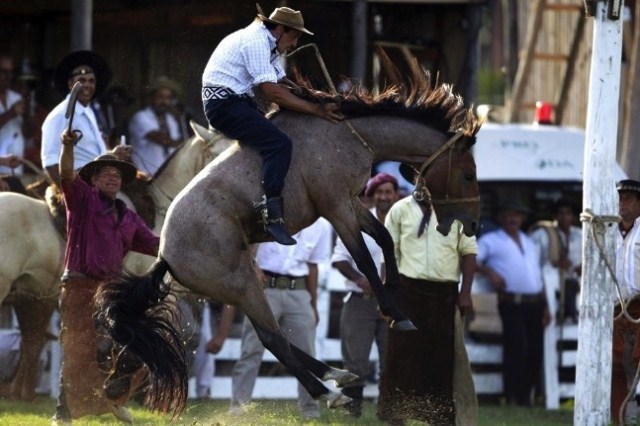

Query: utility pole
left=574, top=1, right=623, bottom=425
left=70, top=0, right=92, bottom=51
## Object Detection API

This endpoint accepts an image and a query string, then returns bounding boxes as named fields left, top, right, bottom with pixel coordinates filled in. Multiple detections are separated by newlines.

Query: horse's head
left=149, top=121, right=234, bottom=216
left=409, top=131, right=480, bottom=237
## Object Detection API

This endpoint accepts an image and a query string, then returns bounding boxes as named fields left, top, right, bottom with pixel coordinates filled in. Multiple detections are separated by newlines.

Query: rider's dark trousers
left=204, top=97, right=292, bottom=198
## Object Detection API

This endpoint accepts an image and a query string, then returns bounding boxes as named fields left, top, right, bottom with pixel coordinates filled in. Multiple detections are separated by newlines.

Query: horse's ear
left=455, top=134, right=476, bottom=153
left=190, top=120, right=215, bottom=141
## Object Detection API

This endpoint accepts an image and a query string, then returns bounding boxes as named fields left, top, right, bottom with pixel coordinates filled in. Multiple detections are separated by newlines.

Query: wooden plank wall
left=514, top=0, right=594, bottom=127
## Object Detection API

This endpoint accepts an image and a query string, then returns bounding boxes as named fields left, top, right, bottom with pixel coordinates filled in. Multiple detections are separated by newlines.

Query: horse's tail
left=94, top=257, right=188, bottom=416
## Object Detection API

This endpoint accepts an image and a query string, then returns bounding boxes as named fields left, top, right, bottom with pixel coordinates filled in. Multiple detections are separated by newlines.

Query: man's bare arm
left=59, top=131, right=78, bottom=185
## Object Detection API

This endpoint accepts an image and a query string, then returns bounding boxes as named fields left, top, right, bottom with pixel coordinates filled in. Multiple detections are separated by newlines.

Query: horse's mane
left=152, top=139, right=189, bottom=179
left=289, top=67, right=481, bottom=140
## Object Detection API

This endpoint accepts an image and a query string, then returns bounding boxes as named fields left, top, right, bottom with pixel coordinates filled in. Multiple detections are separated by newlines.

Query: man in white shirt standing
left=41, top=50, right=115, bottom=186
left=530, top=198, right=582, bottom=323
left=129, top=77, right=183, bottom=175
left=476, top=202, right=550, bottom=408
left=0, top=54, right=25, bottom=177
left=331, top=173, right=399, bottom=418
left=201, top=5, right=341, bottom=245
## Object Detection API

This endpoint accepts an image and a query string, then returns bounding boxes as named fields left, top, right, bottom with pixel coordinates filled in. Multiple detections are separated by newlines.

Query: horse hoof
left=321, top=368, right=359, bottom=387
left=320, top=391, right=352, bottom=409
left=390, top=319, right=417, bottom=331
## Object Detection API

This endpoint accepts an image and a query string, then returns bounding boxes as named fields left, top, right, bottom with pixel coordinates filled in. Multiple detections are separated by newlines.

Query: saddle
left=25, top=173, right=157, bottom=239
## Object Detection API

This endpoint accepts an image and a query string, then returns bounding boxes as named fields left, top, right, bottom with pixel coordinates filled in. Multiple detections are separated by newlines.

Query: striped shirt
left=202, top=20, right=286, bottom=98
left=616, top=216, right=640, bottom=301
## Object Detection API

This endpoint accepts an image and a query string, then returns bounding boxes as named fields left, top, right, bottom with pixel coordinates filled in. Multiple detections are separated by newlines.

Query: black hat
left=616, top=179, right=640, bottom=194
left=78, top=154, right=137, bottom=184
left=54, top=50, right=112, bottom=97
left=498, top=201, right=532, bottom=215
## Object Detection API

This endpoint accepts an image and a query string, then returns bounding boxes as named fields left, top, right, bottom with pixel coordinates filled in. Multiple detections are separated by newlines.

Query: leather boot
left=265, top=196, right=296, bottom=245
left=342, top=386, right=363, bottom=418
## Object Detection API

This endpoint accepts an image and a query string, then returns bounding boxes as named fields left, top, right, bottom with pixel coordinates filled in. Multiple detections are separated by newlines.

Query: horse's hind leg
left=287, top=344, right=358, bottom=386
left=234, top=286, right=350, bottom=408
left=11, top=294, right=57, bottom=400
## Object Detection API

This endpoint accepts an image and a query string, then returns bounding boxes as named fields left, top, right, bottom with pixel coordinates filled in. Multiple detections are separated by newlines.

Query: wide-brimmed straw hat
left=498, top=201, right=532, bottom=215
left=54, top=50, right=112, bottom=97
left=78, top=154, right=137, bottom=184
left=147, top=76, right=184, bottom=98
left=256, top=4, right=313, bottom=35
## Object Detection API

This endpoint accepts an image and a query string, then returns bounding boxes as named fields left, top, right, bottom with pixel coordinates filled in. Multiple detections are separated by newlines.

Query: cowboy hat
left=54, top=50, right=112, bottom=97
left=498, top=201, right=532, bottom=215
left=78, top=154, right=137, bottom=185
left=256, top=4, right=313, bottom=35
left=147, top=76, right=184, bottom=98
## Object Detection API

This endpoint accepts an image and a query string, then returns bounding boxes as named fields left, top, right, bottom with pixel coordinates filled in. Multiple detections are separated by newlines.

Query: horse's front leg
left=326, top=205, right=416, bottom=331
left=353, top=203, right=401, bottom=288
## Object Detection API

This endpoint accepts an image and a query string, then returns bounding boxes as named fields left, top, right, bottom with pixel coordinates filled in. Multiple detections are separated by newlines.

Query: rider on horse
left=201, top=5, right=342, bottom=245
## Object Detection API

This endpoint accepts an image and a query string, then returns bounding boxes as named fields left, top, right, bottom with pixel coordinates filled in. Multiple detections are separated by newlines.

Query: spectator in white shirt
left=41, top=50, right=131, bottom=186
left=129, top=77, right=183, bottom=175
left=0, top=54, right=25, bottom=176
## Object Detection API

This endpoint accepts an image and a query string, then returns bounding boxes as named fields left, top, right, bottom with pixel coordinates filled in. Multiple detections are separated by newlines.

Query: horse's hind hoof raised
left=390, top=319, right=417, bottom=331
left=320, top=391, right=352, bottom=409
left=321, top=367, right=359, bottom=387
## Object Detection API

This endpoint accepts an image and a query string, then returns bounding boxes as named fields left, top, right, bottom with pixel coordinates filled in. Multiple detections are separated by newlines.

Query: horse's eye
left=464, top=173, right=475, bottom=181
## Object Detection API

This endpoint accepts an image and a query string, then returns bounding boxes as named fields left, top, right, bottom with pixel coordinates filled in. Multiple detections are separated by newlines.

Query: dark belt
left=263, top=271, right=307, bottom=290
left=498, top=292, right=545, bottom=304
left=349, top=291, right=373, bottom=299
left=202, top=85, right=250, bottom=101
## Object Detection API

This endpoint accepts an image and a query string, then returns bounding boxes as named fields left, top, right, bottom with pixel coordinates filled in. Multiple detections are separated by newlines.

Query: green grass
left=0, top=397, right=574, bottom=425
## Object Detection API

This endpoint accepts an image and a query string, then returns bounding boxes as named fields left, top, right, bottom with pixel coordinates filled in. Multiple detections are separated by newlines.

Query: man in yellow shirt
left=377, top=166, right=477, bottom=426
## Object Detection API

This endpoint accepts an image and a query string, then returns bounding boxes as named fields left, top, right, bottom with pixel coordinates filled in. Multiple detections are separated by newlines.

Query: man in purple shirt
left=52, top=129, right=159, bottom=425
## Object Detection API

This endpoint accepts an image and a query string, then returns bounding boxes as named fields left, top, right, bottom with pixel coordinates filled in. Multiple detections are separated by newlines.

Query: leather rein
left=413, top=130, right=480, bottom=206
left=346, top=123, right=480, bottom=207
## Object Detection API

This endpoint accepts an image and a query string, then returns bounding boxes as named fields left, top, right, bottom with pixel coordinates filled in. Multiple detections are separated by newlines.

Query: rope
left=578, top=208, right=640, bottom=322
left=580, top=208, right=640, bottom=425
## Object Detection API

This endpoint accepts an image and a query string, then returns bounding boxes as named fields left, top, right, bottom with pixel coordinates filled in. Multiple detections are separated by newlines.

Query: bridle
left=412, top=130, right=481, bottom=206
left=344, top=121, right=479, bottom=207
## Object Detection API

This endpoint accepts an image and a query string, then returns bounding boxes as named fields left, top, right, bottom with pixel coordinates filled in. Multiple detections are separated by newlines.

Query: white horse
left=0, top=121, right=232, bottom=400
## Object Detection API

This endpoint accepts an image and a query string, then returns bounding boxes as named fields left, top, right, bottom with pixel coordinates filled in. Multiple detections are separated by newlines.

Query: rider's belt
left=498, top=292, right=545, bottom=304
left=263, top=270, right=307, bottom=290
left=202, top=86, right=250, bottom=101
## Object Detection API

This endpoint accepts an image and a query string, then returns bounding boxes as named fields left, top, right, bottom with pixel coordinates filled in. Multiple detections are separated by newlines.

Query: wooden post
left=574, top=1, right=623, bottom=425
left=351, top=0, right=368, bottom=84
left=70, top=0, right=92, bottom=51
